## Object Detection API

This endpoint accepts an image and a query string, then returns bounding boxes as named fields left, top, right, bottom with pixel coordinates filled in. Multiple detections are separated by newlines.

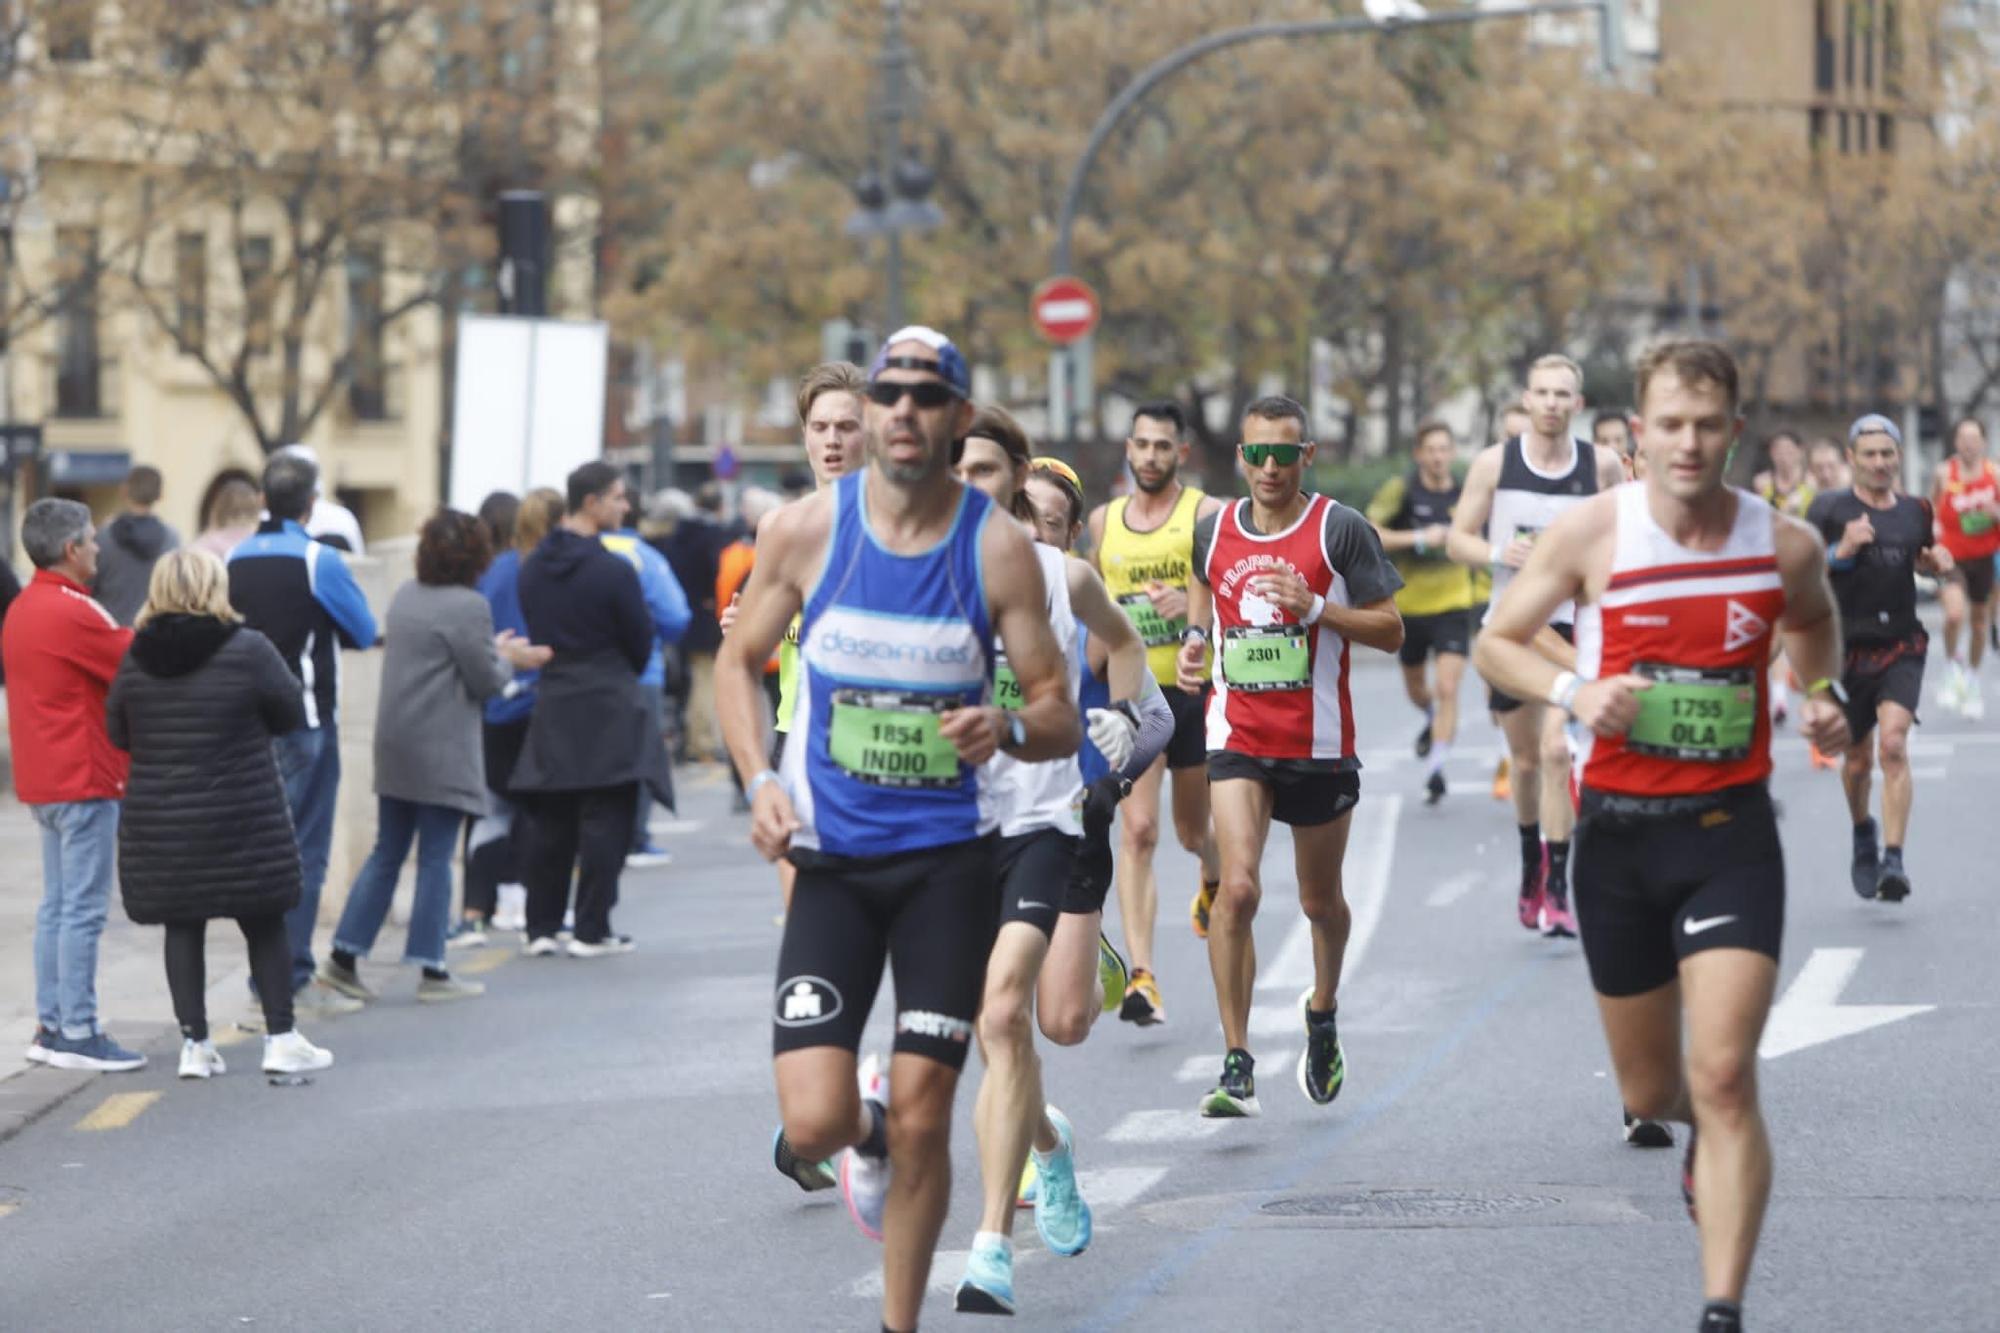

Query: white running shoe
left=524, top=936, right=563, bottom=957
left=178, top=1038, right=225, bottom=1080
left=491, top=885, right=528, bottom=933
left=262, top=1030, right=334, bottom=1074
left=566, top=934, right=637, bottom=958
left=1966, top=684, right=1987, bottom=720
left=839, top=1053, right=893, bottom=1242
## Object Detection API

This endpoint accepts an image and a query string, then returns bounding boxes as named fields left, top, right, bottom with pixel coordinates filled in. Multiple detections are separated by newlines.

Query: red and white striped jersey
left=1202, top=494, right=1358, bottom=763
left=1575, top=484, right=1784, bottom=796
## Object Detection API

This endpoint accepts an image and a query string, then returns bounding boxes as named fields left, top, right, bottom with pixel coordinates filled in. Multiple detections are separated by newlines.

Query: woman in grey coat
left=317, top=510, right=549, bottom=1003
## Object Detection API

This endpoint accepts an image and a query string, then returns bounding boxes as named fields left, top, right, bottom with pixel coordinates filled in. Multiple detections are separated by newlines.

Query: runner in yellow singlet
left=1085, top=402, right=1223, bottom=1026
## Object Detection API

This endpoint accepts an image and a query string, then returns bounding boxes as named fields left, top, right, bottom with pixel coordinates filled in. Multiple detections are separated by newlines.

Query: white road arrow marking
left=1758, top=947, right=1934, bottom=1059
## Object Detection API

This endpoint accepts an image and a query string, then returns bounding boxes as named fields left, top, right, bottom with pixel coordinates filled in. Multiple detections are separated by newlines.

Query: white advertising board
left=448, top=315, right=609, bottom=513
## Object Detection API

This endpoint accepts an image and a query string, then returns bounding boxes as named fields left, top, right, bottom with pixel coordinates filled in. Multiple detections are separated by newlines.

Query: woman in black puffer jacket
left=106, top=548, right=333, bottom=1080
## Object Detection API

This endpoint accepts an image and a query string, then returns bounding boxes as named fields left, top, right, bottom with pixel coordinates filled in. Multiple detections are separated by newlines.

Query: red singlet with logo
left=1203, top=494, right=1356, bottom=761
left=1934, top=457, right=2000, bottom=564
left=1574, top=484, right=1784, bottom=796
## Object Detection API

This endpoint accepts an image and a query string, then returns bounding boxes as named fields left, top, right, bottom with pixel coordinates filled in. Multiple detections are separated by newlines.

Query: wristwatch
left=1804, top=676, right=1850, bottom=705
left=1000, top=712, right=1028, bottom=753
left=1182, top=625, right=1210, bottom=647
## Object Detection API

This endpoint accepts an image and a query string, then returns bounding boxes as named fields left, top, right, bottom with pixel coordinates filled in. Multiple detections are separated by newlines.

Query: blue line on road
left=1078, top=955, right=1550, bottom=1332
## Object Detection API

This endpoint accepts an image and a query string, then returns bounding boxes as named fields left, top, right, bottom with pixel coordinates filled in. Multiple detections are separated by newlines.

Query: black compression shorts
left=1572, top=785, right=1784, bottom=998
left=773, top=837, right=998, bottom=1070
left=1949, top=555, right=1997, bottom=605
left=1206, top=753, right=1359, bottom=828
left=1841, top=632, right=1927, bottom=743
left=1490, top=622, right=1575, bottom=713
left=1398, top=609, right=1472, bottom=668
left=1164, top=684, right=1210, bottom=770
left=995, top=828, right=1075, bottom=939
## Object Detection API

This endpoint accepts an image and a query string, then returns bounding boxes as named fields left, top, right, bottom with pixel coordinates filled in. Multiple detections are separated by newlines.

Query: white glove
left=1086, top=705, right=1138, bottom=771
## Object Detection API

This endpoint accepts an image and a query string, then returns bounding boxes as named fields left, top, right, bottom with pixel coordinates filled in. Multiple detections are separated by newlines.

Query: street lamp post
left=846, top=0, right=943, bottom=338
left=1048, top=1, right=1627, bottom=436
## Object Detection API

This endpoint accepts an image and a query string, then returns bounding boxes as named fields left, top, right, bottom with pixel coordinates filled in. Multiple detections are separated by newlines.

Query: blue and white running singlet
left=781, top=472, right=997, bottom=858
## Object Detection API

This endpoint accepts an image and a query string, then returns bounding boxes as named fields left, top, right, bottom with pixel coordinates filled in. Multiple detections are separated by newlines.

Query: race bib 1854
left=828, top=689, right=962, bottom=788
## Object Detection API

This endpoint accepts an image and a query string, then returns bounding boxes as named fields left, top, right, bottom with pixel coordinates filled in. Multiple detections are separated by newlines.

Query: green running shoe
left=1199, top=1048, right=1260, bottom=1118
left=1097, top=933, right=1128, bottom=1015
left=1296, top=988, right=1346, bottom=1105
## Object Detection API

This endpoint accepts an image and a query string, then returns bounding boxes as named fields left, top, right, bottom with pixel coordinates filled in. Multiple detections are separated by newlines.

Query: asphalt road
left=3, top=647, right=1997, bottom=1332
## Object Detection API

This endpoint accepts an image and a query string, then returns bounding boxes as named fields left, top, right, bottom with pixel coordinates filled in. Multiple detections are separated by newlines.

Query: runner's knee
left=1215, top=870, right=1261, bottom=922
left=1038, top=996, right=1091, bottom=1047
left=783, top=1096, right=858, bottom=1163
left=975, top=987, right=1034, bottom=1055
left=885, top=1091, right=952, bottom=1164
left=1685, top=1049, right=1758, bottom=1120
left=1121, top=808, right=1160, bottom=856
left=1878, top=727, right=1910, bottom=768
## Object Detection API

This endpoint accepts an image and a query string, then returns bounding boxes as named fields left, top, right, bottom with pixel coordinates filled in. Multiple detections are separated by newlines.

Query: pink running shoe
left=1517, top=848, right=1548, bottom=932
left=839, top=1053, right=892, bottom=1242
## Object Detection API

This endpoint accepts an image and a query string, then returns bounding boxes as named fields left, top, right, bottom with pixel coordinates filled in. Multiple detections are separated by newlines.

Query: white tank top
left=983, top=542, right=1083, bottom=837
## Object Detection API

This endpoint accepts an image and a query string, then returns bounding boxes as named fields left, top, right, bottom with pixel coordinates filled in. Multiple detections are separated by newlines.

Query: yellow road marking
left=456, top=948, right=515, bottom=976
left=74, top=1091, right=162, bottom=1132
left=212, top=1026, right=256, bottom=1049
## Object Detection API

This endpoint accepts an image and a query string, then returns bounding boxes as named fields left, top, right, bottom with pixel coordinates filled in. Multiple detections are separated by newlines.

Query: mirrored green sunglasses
left=1239, top=443, right=1306, bottom=467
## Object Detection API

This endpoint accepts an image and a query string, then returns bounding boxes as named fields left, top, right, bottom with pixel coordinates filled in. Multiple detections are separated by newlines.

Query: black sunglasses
left=867, top=379, right=960, bottom=409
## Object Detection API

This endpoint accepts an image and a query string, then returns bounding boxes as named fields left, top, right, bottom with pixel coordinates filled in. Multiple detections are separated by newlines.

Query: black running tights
left=165, top=915, right=294, bottom=1041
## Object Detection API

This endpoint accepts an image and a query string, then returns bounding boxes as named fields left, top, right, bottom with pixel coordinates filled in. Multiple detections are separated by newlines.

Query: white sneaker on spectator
left=262, top=1030, right=333, bottom=1074
left=178, top=1039, right=225, bottom=1079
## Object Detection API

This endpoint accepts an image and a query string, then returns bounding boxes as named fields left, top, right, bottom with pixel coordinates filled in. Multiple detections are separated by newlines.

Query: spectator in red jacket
left=2, top=499, right=144, bottom=1072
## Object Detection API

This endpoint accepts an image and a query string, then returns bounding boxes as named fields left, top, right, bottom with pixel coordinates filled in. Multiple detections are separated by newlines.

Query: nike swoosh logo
left=1683, top=914, right=1738, bottom=936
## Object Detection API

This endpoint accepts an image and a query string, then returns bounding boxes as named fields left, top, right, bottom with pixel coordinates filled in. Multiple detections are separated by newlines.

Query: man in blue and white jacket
left=228, top=449, right=378, bottom=1011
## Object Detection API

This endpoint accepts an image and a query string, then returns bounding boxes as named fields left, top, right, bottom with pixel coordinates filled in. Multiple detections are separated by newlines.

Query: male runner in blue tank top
left=716, top=327, right=1080, bottom=1333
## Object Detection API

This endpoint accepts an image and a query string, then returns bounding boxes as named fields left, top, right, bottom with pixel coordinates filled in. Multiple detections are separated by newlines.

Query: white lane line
left=1105, top=1109, right=1227, bottom=1143
left=1175, top=1050, right=1295, bottom=1079
left=1423, top=870, right=1482, bottom=908
left=1910, top=767, right=1948, bottom=780
left=1259, top=794, right=1404, bottom=993
left=849, top=1251, right=969, bottom=1300
left=1073, top=1165, right=1169, bottom=1214
left=1175, top=1054, right=1216, bottom=1083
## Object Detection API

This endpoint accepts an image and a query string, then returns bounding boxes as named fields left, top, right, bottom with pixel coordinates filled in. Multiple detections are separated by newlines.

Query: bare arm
left=945, top=518, right=1079, bottom=764
left=1068, top=555, right=1145, bottom=704
left=1176, top=573, right=1215, bottom=693
left=1084, top=503, right=1108, bottom=573
left=1774, top=515, right=1850, bottom=755
left=1447, top=446, right=1503, bottom=569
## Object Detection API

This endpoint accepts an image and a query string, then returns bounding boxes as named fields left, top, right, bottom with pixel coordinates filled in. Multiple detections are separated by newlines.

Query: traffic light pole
left=1048, top=0, right=1623, bottom=444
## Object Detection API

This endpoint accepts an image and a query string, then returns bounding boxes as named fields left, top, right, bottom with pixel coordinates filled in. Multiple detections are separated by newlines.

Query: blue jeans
left=333, top=797, right=464, bottom=970
left=31, top=799, right=120, bottom=1040
left=272, top=726, right=341, bottom=993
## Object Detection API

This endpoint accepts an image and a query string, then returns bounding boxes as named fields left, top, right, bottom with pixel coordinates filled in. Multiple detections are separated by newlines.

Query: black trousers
left=166, top=915, right=294, bottom=1041
left=519, top=784, right=638, bottom=945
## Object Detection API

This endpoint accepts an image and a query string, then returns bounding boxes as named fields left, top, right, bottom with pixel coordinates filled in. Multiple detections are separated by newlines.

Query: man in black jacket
left=514, top=461, right=667, bottom=957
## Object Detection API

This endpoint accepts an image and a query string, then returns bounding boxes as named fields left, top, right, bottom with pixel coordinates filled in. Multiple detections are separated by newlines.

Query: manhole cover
left=1261, top=1188, right=1561, bottom=1220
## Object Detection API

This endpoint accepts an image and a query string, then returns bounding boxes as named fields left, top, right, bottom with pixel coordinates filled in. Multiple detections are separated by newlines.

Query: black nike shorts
left=1490, top=622, right=1575, bottom=713
left=994, top=827, right=1076, bottom=939
left=1398, top=609, right=1472, bottom=668
left=773, top=836, right=998, bottom=1070
left=1164, top=684, right=1210, bottom=770
left=1572, top=784, right=1784, bottom=998
left=1206, top=752, right=1360, bottom=828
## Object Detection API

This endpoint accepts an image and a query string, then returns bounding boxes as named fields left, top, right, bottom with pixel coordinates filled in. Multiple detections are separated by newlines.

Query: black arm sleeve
left=1322, top=503, right=1404, bottom=604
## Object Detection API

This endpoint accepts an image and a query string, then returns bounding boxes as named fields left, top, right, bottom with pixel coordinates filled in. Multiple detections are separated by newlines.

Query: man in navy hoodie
left=513, top=461, right=668, bottom=957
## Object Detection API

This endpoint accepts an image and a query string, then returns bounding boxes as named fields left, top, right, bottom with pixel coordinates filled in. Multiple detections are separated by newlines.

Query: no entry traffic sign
left=1032, top=276, right=1101, bottom=346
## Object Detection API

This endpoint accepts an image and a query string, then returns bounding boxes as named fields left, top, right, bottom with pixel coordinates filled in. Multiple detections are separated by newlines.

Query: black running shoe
left=1424, top=770, right=1446, bottom=806
left=1680, top=1126, right=1698, bottom=1223
left=1414, top=721, right=1433, bottom=759
left=1623, top=1110, right=1673, bottom=1148
left=1200, top=1048, right=1260, bottom=1117
left=773, top=1128, right=837, bottom=1192
left=1875, top=852, right=1911, bottom=903
left=1850, top=820, right=1880, bottom=900
left=1296, top=990, right=1346, bottom=1105
left=1699, top=1302, right=1743, bottom=1332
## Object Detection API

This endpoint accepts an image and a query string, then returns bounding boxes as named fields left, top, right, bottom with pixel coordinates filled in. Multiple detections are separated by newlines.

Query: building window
left=1810, top=108, right=1829, bottom=153
left=174, top=232, right=206, bottom=353
left=1883, top=2, right=1902, bottom=96
left=238, top=235, right=273, bottom=355
left=1844, top=1, right=1857, bottom=87
left=1839, top=111, right=1850, bottom=154
left=1863, top=0, right=1875, bottom=88
left=1815, top=0, right=1835, bottom=92
left=347, top=245, right=388, bottom=420
left=47, top=2, right=92, bottom=63
left=54, top=227, right=100, bottom=418
left=1879, top=114, right=1896, bottom=154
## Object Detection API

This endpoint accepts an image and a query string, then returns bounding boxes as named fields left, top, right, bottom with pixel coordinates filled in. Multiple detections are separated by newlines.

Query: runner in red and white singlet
left=1176, top=395, right=1403, bottom=1120
left=1930, top=419, right=2000, bottom=717
left=1572, top=483, right=1788, bottom=797
left=1475, top=341, right=1850, bottom=1333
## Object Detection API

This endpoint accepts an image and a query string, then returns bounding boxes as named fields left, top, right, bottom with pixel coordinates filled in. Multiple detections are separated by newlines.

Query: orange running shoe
left=1491, top=756, right=1512, bottom=801
left=1190, top=879, right=1217, bottom=940
left=1808, top=741, right=1838, bottom=771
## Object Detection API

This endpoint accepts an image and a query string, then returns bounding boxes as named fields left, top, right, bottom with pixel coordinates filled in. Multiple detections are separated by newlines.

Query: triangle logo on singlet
left=1724, top=599, right=1768, bottom=653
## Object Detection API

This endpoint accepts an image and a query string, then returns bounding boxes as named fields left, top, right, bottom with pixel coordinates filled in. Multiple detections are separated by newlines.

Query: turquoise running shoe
left=953, top=1235, right=1015, bottom=1315
left=1033, top=1105, right=1093, bottom=1257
